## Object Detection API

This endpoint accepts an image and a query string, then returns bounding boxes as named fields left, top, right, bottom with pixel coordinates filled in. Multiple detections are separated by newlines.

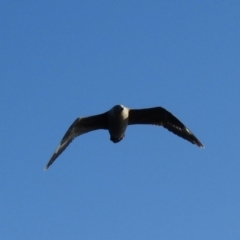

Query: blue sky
left=1, top=1, right=240, bottom=239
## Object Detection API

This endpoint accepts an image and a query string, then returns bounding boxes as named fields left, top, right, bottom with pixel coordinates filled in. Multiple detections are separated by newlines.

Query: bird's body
left=45, top=105, right=203, bottom=170
left=108, top=105, right=129, bottom=143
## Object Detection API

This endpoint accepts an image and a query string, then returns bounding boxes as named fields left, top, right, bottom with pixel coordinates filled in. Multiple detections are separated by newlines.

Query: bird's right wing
left=45, top=112, right=108, bottom=170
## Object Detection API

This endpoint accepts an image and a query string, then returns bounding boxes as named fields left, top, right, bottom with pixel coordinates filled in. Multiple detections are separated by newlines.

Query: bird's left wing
left=128, top=107, right=203, bottom=147
left=45, top=112, right=108, bottom=170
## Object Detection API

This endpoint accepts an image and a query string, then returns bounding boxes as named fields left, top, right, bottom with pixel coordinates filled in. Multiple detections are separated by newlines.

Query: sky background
left=1, top=1, right=240, bottom=239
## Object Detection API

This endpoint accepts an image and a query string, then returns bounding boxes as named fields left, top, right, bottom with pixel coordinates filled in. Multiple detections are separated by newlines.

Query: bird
left=45, top=105, right=203, bottom=170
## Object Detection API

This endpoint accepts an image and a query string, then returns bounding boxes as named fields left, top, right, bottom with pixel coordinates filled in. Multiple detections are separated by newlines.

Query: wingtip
left=196, top=141, right=204, bottom=148
left=44, top=162, right=51, bottom=170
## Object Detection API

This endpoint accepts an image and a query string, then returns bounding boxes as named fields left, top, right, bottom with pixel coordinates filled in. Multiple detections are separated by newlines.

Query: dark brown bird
left=45, top=105, right=203, bottom=170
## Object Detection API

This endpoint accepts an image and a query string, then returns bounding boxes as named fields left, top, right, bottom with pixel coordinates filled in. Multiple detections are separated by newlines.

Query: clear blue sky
left=1, top=1, right=240, bottom=239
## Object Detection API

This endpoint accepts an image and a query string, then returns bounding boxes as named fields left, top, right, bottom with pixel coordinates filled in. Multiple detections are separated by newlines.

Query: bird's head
left=111, top=105, right=124, bottom=113
left=110, top=105, right=129, bottom=119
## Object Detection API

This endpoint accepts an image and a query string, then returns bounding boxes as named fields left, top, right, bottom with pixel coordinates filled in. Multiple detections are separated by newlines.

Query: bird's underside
left=45, top=105, right=203, bottom=170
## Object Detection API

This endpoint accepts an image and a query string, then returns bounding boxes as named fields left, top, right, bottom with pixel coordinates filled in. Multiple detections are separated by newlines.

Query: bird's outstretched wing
left=45, top=112, right=108, bottom=170
left=128, top=107, right=203, bottom=147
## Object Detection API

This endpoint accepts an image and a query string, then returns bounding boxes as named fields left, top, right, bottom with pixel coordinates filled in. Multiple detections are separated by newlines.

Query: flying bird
left=45, top=105, right=203, bottom=169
